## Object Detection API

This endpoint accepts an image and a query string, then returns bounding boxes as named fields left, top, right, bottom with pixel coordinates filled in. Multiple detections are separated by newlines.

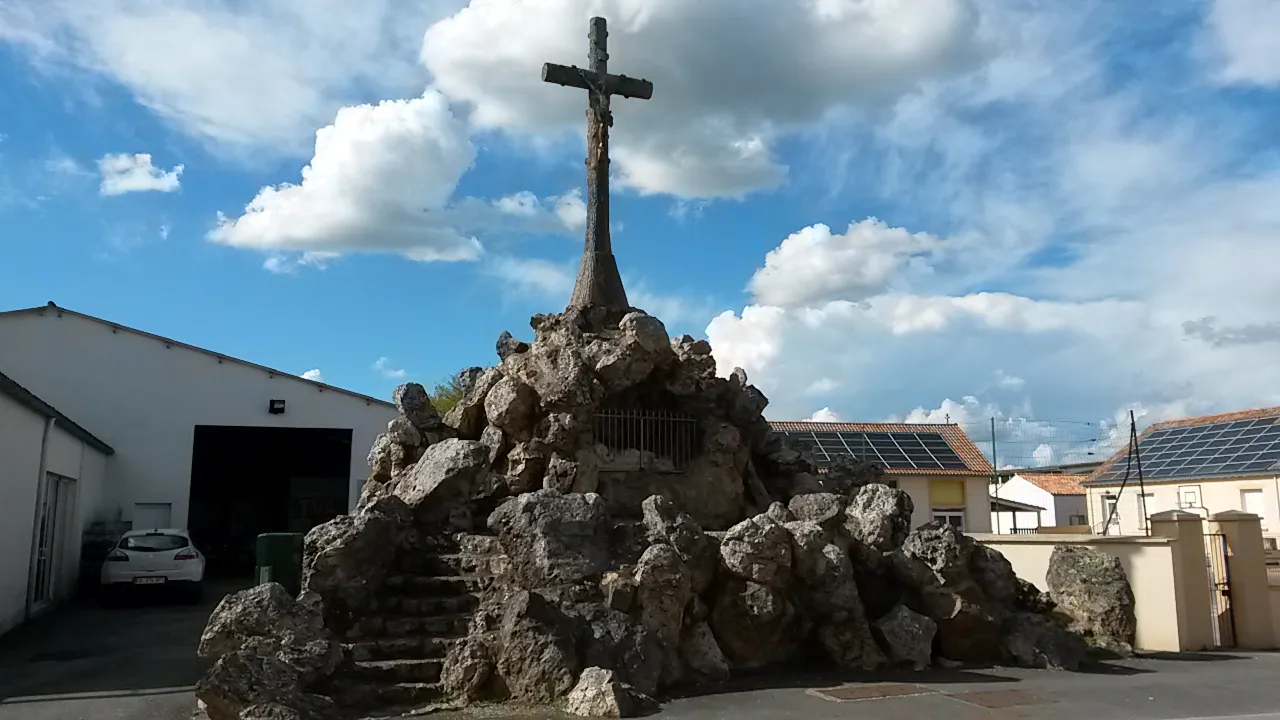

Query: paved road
left=0, top=580, right=245, bottom=720
left=3, top=584, right=1280, bottom=720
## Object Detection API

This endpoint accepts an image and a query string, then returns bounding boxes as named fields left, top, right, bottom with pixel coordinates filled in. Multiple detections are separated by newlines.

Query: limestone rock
left=505, top=440, right=548, bottom=495
left=719, top=514, right=792, bottom=589
left=497, top=330, right=530, bottom=361
left=393, top=382, right=444, bottom=435
left=765, top=501, right=795, bottom=525
left=442, top=635, right=498, bottom=702
left=640, top=495, right=719, bottom=594
left=1002, top=611, right=1086, bottom=670
left=393, top=439, right=493, bottom=514
left=444, top=367, right=504, bottom=439
left=634, top=544, right=691, bottom=684
left=366, top=433, right=396, bottom=479
left=572, top=604, right=664, bottom=698
left=385, top=415, right=422, bottom=447
left=496, top=591, right=581, bottom=703
left=970, top=542, right=1020, bottom=607
left=601, top=570, right=637, bottom=613
left=481, top=424, right=507, bottom=466
left=198, top=583, right=342, bottom=685
left=587, top=312, right=675, bottom=393
left=1045, top=545, right=1137, bottom=655
left=709, top=579, right=800, bottom=669
left=844, top=484, right=914, bottom=552
left=872, top=605, right=936, bottom=670
left=302, top=495, right=409, bottom=631
left=488, top=490, right=611, bottom=589
left=502, top=320, right=603, bottom=411
left=564, top=667, right=658, bottom=718
left=679, top=622, right=730, bottom=680
left=196, top=652, right=311, bottom=720
left=787, top=493, right=846, bottom=539
left=822, top=455, right=886, bottom=495
left=485, top=376, right=541, bottom=437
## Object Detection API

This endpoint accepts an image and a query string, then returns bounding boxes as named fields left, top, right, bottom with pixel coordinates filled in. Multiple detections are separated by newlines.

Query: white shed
left=0, top=370, right=112, bottom=635
left=0, top=302, right=397, bottom=583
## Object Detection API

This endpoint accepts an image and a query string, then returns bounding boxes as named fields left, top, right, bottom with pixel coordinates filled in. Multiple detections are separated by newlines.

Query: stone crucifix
left=543, top=17, right=653, bottom=315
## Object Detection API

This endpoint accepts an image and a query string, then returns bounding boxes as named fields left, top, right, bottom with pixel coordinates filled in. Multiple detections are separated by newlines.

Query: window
left=120, top=533, right=189, bottom=552
left=933, top=510, right=965, bottom=531
left=1137, top=493, right=1155, bottom=529
left=1242, top=489, right=1266, bottom=529
left=1068, top=514, right=1088, bottom=526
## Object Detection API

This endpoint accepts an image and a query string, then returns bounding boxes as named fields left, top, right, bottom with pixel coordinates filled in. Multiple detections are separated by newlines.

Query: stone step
left=372, top=593, right=480, bottom=617
left=346, top=613, right=472, bottom=642
left=398, top=552, right=509, bottom=578
left=381, top=573, right=492, bottom=596
left=352, top=659, right=443, bottom=684
left=345, top=636, right=460, bottom=663
left=338, top=681, right=444, bottom=710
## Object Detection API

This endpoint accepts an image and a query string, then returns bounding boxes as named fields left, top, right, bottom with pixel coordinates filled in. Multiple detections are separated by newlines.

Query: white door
left=1242, top=489, right=1266, bottom=528
left=133, top=503, right=172, bottom=530
left=31, top=474, right=76, bottom=608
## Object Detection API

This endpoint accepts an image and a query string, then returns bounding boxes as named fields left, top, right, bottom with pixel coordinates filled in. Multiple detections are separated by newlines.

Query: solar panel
left=1092, top=416, right=1280, bottom=483
left=773, top=430, right=970, bottom=471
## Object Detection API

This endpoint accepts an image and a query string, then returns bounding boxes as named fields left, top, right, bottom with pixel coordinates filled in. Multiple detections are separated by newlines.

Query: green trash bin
left=255, top=532, right=305, bottom=596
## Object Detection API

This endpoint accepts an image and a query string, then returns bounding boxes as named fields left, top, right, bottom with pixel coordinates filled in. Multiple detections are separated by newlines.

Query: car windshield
left=120, top=534, right=189, bottom=552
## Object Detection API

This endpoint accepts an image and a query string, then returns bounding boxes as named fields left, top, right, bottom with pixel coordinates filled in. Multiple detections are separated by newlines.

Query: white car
left=100, top=528, right=205, bottom=603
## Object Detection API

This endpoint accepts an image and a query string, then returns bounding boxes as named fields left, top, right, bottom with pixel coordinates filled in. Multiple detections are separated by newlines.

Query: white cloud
left=804, top=407, right=842, bottom=422
left=0, top=0, right=456, bottom=155
left=373, top=357, right=407, bottom=379
left=262, top=251, right=339, bottom=275
left=1205, top=0, right=1280, bottom=86
left=483, top=255, right=575, bottom=298
left=747, top=219, right=943, bottom=307
left=98, top=153, right=183, bottom=195
left=421, top=0, right=983, bottom=198
left=301, top=368, right=324, bottom=382
left=994, top=371, right=1025, bottom=391
left=806, top=378, right=842, bottom=396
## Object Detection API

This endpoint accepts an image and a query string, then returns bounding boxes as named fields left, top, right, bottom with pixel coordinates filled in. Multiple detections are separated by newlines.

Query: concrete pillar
left=1149, top=510, right=1214, bottom=650
left=1210, top=511, right=1276, bottom=649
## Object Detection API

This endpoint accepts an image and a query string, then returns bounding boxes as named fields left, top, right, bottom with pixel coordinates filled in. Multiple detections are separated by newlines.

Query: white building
left=990, top=472, right=1089, bottom=533
left=0, top=370, right=112, bottom=636
left=0, top=302, right=397, bottom=629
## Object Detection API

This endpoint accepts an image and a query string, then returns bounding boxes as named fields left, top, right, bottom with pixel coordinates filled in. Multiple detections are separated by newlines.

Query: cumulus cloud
left=421, top=0, right=983, bottom=198
left=372, top=357, right=407, bottom=379
left=300, top=368, right=324, bottom=382
left=97, top=153, right=183, bottom=195
left=263, top=252, right=339, bottom=275
left=0, top=0, right=452, bottom=155
left=747, top=219, right=943, bottom=307
left=805, top=407, right=842, bottom=422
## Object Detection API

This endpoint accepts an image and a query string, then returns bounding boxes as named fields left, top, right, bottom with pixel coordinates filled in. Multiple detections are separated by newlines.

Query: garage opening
left=188, top=426, right=352, bottom=577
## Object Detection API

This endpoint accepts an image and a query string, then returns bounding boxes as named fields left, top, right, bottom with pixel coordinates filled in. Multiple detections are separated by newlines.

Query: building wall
left=897, top=475, right=992, bottom=533
left=0, top=310, right=396, bottom=531
left=1054, top=494, right=1088, bottom=526
left=1087, top=476, right=1280, bottom=537
left=990, top=510, right=1043, bottom=533
left=0, top=392, right=110, bottom=637
left=992, top=476, right=1054, bottom=524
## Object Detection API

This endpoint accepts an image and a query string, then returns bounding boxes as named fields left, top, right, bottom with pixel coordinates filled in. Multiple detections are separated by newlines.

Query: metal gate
left=1204, top=532, right=1236, bottom=647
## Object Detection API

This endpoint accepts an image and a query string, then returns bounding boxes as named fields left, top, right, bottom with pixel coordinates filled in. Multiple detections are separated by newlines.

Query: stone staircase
left=331, top=531, right=506, bottom=716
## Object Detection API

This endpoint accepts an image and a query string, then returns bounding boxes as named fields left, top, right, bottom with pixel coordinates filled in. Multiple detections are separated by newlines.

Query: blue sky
left=2, top=0, right=1279, bottom=464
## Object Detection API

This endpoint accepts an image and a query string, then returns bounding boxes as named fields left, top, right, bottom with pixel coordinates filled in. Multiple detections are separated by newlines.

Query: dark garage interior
left=188, top=425, right=352, bottom=577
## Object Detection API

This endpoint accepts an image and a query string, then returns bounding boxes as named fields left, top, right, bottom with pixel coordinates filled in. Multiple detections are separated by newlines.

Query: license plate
left=134, top=576, right=166, bottom=585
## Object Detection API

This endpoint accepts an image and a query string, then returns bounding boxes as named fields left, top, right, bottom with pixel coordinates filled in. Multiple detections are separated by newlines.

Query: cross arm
left=541, top=62, right=654, bottom=100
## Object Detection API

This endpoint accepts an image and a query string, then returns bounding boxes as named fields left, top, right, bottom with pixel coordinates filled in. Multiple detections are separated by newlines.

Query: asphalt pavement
left=0, top=579, right=245, bottom=720
left=3, top=584, right=1280, bottom=720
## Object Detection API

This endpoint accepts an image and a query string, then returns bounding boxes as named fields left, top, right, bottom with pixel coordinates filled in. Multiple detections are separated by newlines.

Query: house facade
left=770, top=421, right=994, bottom=533
left=989, top=472, right=1088, bottom=533
left=1083, top=406, right=1280, bottom=544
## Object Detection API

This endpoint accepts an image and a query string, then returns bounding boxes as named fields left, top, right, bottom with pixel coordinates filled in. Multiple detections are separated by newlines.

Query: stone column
left=1149, top=510, right=1214, bottom=650
left=1210, top=511, right=1276, bottom=649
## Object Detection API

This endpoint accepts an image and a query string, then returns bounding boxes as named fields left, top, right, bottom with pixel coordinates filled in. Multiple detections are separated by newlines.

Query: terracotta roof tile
left=1084, top=406, right=1280, bottom=486
left=1016, top=472, right=1086, bottom=496
left=769, top=421, right=993, bottom=476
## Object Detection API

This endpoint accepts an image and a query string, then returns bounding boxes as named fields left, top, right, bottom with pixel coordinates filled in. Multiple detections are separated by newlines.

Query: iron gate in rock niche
left=1204, top=532, right=1236, bottom=647
left=592, top=408, right=699, bottom=472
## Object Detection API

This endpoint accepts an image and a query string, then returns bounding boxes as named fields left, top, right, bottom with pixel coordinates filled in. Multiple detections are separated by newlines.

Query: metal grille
left=1205, top=532, right=1236, bottom=647
left=593, top=409, right=699, bottom=472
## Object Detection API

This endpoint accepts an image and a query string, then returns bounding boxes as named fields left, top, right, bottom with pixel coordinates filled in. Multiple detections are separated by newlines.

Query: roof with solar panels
left=1084, top=406, right=1280, bottom=487
left=769, top=421, right=993, bottom=476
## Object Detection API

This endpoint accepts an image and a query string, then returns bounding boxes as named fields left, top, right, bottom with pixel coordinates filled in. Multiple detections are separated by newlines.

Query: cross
left=542, top=17, right=653, bottom=316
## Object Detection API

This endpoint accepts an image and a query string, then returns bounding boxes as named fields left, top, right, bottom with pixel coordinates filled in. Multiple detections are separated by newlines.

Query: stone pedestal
left=1149, top=510, right=1214, bottom=650
left=1210, top=511, right=1275, bottom=649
